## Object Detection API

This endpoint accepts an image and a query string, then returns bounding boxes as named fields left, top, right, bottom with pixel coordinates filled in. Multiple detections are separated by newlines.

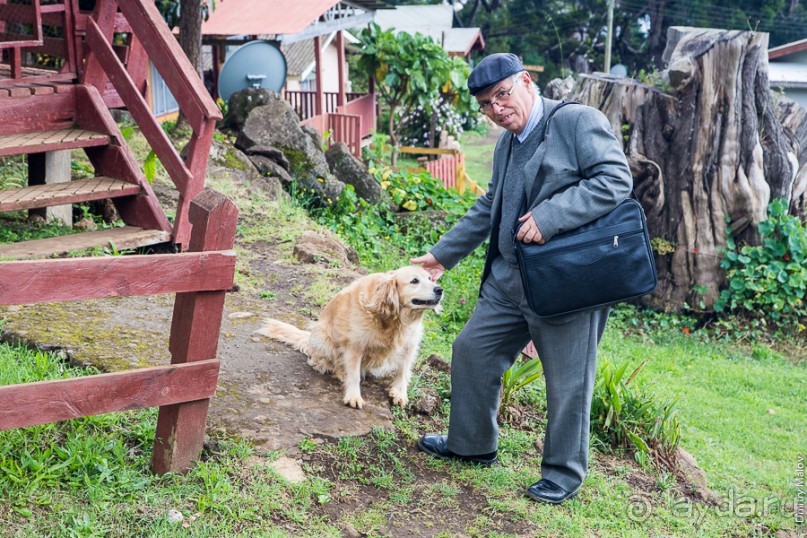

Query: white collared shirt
left=515, top=95, right=544, bottom=144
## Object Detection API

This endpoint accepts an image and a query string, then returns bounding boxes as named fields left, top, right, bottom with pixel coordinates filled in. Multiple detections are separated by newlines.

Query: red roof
left=202, top=0, right=340, bottom=36
left=769, top=38, right=807, bottom=60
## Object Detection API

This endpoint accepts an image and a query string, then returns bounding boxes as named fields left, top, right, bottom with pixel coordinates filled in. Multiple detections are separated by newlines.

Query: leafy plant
left=355, top=23, right=456, bottom=165
left=716, top=199, right=807, bottom=332
left=591, top=357, right=681, bottom=470
left=500, top=353, right=543, bottom=410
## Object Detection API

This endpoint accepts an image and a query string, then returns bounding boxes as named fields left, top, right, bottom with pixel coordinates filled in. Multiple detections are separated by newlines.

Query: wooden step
left=0, top=226, right=171, bottom=260
left=0, top=128, right=110, bottom=157
left=0, top=177, right=141, bottom=213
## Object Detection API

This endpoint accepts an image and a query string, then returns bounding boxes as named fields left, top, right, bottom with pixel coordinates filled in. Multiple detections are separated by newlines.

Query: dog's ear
left=366, top=275, right=400, bottom=320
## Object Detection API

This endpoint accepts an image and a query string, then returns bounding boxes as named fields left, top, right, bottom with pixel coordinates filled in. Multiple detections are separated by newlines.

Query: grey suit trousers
left=447, top=257, right=609, bottom=492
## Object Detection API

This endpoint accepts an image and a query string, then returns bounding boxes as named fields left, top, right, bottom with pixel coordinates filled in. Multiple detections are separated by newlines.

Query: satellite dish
left=217, top=40, right=287, bottom=102
left=609, top=63, right=628, bottom=78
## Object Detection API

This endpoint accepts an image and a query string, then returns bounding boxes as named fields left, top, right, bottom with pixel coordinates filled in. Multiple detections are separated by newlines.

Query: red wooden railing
left=284, top=89, right=365, bottom=121
left=0, top=189, right=237, bottom=475
left=300, top=92, right=376, bottom=159
left=328, top=113, right=361, bottom=158
left=398, top=147, right=485, bottom=196
left=83, top=0, right=222, bottom=250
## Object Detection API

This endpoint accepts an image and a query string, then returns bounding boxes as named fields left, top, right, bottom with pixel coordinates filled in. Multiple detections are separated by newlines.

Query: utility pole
left=604, top=0, right=615, bottom=73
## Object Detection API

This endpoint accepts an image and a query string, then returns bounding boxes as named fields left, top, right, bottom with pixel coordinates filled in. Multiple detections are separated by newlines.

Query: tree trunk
left=549, top=28, right=805, bottom=311
left=174, top=0, right=203, bottom=132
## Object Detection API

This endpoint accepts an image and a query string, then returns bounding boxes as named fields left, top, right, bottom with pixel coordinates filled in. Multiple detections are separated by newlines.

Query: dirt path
left=0, top=157, right=400, bottom=455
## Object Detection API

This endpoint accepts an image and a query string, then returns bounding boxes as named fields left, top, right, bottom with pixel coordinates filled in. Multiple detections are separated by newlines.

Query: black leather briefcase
left=513, top=198, right=658, bottom=318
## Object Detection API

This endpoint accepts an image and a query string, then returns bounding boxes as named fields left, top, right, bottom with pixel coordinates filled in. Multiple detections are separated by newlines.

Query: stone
left=235, top=96, right=344, bottom=204
left=207, top=138, right=288, bottom=202
left=228, top=312, right=256, bottom=320
left=325, top=142, right=385, bottom=204
left=269, top=457, right=306, bottom=484
left=426, top=354, right=450, bottom=373
left=248, top=155, right=293, bottom=185
left=293, top=231, right=358, bottom=267
left=224, top=88, right=277, bottom=131
left=411, top=387, right=441, bottom=415
left=676, top=447, right=722, bottom=505
left=245, top=144, right=290, bottom=172
left=73, top=217, right=97, bottom=232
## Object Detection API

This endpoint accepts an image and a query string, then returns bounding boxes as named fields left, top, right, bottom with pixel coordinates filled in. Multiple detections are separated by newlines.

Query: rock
left=235, top=95, right=344, bottom=204
left=342, top=524, right=362, bottom=538
left=301, top=124, right=323, bottom=149
left=207, top=138, right=288, bottom=202
left=246, top=144, right=290, bottom=172
left=411, top=387, right=441, bottom=415
left=325, top=142, right=384, bottom=203
left=248, top=155, right=294, bottom=185
left=228, top=312, right=256, bottom=320
left=426, top=354, right=450, bottom=373
left=676, top=447, right=722, bottom=505
left=269, top=457, right=306, bottom=484
left=73, top=217, right=97, bottom=232
left=224, top=88, right=277, bottom=131
left=250, top=176, right=286, bottom=199
left=293, top=232, right=358, bottom=267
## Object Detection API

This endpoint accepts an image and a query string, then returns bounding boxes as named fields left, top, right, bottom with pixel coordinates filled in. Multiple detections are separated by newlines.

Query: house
left=372, top=4, right=485, bottom=60
left=768, top=38, right=807, bottom=109
left=190, top=0, right=387, bottom=157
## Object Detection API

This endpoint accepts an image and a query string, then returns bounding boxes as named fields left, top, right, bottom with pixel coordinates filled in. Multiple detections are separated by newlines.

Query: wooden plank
left=115, top=0, right=221, bottom=132
left=80, top=0, right=116, bottom=91
left=74, top=85, right=173, bottom=234
left=0, top=250, right=235, bottom=304
left=0, top=360, right=220, bottom=430
left=85, top=17, right=192, bottom=192
left=0, top=177, right=140, bottom=212
left=152, top=189, right=238, bottom=474
left=0, top=128, right=109, bottom=157
left=0, top=226, right=170, bottom=259
left=0, top=88, right=75, bottom=135
left=398, top=146, right=461, bottom=156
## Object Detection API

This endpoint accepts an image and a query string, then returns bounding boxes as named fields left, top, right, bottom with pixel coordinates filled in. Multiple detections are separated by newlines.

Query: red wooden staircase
left=0, top=0, right=234, bottom=475
left=0, top=0, right=221, bottom=258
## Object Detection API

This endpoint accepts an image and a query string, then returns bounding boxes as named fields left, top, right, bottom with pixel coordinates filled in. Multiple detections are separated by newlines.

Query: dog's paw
left=343, top=394, right=365, bottom=409
left=388, top=389, right=409, bottom=407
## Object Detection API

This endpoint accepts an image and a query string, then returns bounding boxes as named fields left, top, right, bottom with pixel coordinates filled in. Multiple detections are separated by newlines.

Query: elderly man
left=411, top=53, right=633, bottom=504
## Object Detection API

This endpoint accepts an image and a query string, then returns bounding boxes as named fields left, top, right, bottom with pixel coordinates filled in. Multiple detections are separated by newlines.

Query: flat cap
left=467, top=53, right=525, bottom=96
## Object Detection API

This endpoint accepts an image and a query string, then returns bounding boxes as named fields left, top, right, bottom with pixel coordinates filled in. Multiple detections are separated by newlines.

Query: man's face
left=476, top=72, right=535, bottom=134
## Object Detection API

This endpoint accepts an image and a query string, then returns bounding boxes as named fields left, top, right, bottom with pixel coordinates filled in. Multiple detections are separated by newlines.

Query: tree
left=548, top=28, right=804, bottom=311
left=155, top=0, right=216, bottom=77
left=464, top=0, right=807, bottom=85
left=355, top=23, right=456, bottom=165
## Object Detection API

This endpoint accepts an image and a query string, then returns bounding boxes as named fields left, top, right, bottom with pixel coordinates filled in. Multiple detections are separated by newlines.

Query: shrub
left=716, top=199, right=807, bottom=332
left=591, top=358, right=681, bottom=470
left=398, top=96, right=475, bottom=148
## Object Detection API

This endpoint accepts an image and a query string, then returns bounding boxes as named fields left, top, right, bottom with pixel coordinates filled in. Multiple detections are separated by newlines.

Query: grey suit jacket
left=430, top=98, right=633, bottom=288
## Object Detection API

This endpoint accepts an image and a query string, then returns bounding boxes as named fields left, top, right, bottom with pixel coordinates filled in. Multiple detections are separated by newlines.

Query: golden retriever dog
left=255, top=266, right=443, bottom=409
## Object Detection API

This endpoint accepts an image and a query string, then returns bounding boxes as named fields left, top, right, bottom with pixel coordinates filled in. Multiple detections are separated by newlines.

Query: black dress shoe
left=417, top=434, right=498, bottom=466
left=526, top=479, right=578, bottom=504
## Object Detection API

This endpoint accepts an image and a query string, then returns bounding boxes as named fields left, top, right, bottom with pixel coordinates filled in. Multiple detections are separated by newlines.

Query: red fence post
left=151, top=188, right=238, bottom=474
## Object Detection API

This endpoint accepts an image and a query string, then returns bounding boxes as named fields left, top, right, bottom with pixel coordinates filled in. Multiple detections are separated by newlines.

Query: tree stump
left=553, top=27, right=806, bottom=310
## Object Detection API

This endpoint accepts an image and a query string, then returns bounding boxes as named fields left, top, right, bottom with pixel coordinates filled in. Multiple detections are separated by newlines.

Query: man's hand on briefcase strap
left=516, top=212, right=545, bottom=244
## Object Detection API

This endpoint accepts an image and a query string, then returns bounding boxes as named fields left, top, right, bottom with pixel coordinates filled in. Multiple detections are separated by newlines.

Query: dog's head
left=365, top=266, right=444, bottom=320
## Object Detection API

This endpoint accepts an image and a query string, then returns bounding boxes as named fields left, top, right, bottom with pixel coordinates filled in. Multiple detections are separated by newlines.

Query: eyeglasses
left=477, top=84, right=517, bottom=113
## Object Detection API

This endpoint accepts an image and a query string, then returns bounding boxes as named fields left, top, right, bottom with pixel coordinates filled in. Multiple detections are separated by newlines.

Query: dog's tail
left=255, top=318, right=311, bottom=354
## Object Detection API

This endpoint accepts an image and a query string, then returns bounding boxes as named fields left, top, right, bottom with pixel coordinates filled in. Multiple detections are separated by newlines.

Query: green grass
left=460, top=127, right=499, bottom=189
